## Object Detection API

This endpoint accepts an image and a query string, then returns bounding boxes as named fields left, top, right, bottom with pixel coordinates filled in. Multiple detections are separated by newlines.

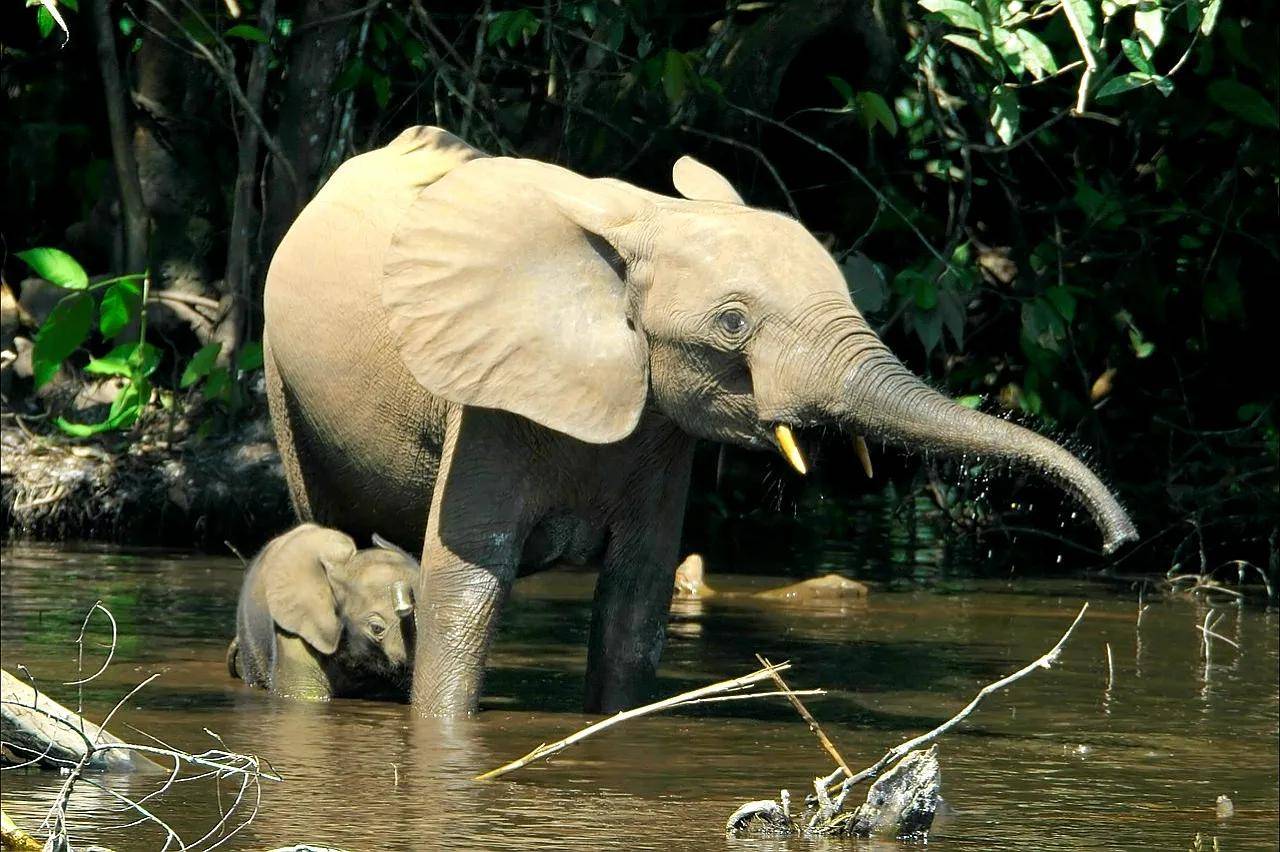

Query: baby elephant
left=227, top=524, right=419, bottom=701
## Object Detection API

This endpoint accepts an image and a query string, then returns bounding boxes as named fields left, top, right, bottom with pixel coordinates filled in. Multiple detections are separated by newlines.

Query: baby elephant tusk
left=774, top=424, right=808, bottom=475
left=854, top=435, right=874, bottom=479
left=392, top=581, right=414, bottom=618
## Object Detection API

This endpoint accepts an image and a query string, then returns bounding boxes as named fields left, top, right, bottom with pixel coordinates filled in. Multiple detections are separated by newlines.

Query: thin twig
left=831, top=602, right=1090, bottom=804
left=755, top=653, right=851, bottom=777
left=475, top=661, right=804, bottom=781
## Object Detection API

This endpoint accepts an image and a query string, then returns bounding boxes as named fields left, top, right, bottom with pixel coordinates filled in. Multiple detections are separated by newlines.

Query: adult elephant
left=264, top=126, right=1136, bottom=717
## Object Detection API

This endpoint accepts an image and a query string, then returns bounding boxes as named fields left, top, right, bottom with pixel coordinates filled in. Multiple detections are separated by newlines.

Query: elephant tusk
left=854, top=435, right=874, bottom=479
left=392, top=581, right=414, bottom=618
left=773, top=424, right=808, bottom=475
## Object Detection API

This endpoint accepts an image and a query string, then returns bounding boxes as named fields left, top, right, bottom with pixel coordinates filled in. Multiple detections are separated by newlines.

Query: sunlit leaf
left=1199, top=0, right=1221, bottom=35
left=16, top=247, right=88, bottom=289
left=989, top=85, right=1019, bottom=144
left=1013, top=29, right=1058, bottom=79
left=943, top=33, right=997, bottom=67
left=1062, top=0, right=1098, bottom=49
left=1095, top=71, right=1152, bottom=98
left=84, top=342, right=160, bottom=378
left=1133, top=7, right=1164, bottom=52
left=918, top=0, right=987, bottom=32
left=32, top=293, right=93, bottom=388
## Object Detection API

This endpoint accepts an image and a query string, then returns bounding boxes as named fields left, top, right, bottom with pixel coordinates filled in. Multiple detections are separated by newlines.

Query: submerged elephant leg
left=413, top=408, right=529, bottom=717
left=584, top=447, right=694, bottom=713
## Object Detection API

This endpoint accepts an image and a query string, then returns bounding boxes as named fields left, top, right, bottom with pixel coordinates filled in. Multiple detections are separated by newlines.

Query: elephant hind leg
left=263, top=333, right=317, bottom=523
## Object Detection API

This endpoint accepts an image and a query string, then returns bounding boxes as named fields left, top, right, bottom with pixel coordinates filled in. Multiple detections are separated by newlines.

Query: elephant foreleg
left=584, top=446, right=693, bottom=713
left=412, top=408, right=529, bottom=717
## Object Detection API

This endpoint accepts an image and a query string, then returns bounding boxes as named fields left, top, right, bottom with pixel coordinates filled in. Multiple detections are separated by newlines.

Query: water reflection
left=1, top=544, right=1276, bottom=851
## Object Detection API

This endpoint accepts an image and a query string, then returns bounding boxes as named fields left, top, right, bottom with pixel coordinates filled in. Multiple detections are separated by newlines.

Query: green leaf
left=662, top=50, right=690, bottom=103
left=991, top=26, right=1025, bottom=76
left=827, top=75, right=856, bottom=106
left=957, top=395, right=984, bottom=409
left=1120, top=38, right=1154, bottom=74
left=204, top=366, right=231, bottom=400
left=1095, top=71, right=1152, bottom=98
left=333, top=59, right=363, bottom=93
left=99, top=280, right=141, bottom=338
left=369, top=71, right=390, bottom=108
left=224, top=24, right=268, bottom=42
left=912, top=307, right=944, bottom=355
left=989, top=85, right=1019, bottom=144
left=1128, top=327, right=1155, bottom=359
left=1207, top=80, right=1280, bottom=129
left=841, top=254, right=888, bottom=313
left=36, top=5, right=54, bottom=37
left=181, top=342, right=222, bottom=388
left=857, top=91, right=898, bottom=136
left=16, top=247, right=89, bottom=289
left=942, top=33, right=997, bottom=67
left=938, top=290, right=966, bottom=347
left=84, top=341, right=159, bottom=378
left=236, top=341, right=264, bottom=371
left=118, top=16, right=135, bottom=35
left=913, top=275, right=938, bottom=310
left=1013, top=29, right=1058, bottom=79
left=32, top=293, right=94, bottom=388
left=1044, top=286, right=1077, bottom=321
left=918, top=0, right=987, bottom=32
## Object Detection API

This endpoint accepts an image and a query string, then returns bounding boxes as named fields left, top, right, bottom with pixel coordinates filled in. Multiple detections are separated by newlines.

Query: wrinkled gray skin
left=263, top=127, right=1136, bottom=718
left=229, top=524, right=419, bottom=701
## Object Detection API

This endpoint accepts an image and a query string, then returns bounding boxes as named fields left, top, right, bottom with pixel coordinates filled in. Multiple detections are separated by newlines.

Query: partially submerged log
left=0, top=668, right=158, bottom=772
left=725, top=746, right=941, bottom=839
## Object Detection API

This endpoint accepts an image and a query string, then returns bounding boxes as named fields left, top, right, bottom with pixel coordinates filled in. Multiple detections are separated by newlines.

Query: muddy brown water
left=1, top=543, right=1276, bottom=851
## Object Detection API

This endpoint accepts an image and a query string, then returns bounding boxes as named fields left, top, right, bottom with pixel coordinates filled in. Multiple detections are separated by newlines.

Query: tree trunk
left=260, top=0, right=360, bottom=276
left=89, top=0, right=149, bottom=273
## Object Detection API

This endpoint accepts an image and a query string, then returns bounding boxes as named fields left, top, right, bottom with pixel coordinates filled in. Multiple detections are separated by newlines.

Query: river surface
left=1, top=543, right=1276, bottom=851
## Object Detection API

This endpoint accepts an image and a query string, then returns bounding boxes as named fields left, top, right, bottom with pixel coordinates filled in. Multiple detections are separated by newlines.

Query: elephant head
left=380, top=137, right=1136, bottom=553
left=266, top=534, right=419, bottom=677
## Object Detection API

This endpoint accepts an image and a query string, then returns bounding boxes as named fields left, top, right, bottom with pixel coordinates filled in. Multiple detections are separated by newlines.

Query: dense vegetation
left=2, top=0, right=1275, bottom=581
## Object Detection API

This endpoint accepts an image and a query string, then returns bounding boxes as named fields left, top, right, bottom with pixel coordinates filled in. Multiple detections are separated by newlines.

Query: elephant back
left=263, top=128, right=481, bottom=546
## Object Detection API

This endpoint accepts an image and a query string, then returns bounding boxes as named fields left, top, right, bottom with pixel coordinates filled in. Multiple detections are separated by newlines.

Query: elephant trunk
left=830, top=343, right=1137, bottom=554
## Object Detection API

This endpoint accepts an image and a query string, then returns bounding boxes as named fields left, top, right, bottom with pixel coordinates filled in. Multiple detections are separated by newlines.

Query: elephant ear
left=381, top=157, right=651, bottom=444
left=672, top=156, right=744, bottom=205
left=265, top=548, right=351, bottom=656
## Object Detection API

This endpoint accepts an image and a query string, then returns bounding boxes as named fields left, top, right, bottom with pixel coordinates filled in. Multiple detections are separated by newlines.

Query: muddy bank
left=1, top=417, right=293, bottom=549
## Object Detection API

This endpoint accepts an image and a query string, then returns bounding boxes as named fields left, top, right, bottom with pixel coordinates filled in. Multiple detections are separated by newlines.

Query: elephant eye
left=716, top=308, right=748, bottom=337
left=367, top=616, right=388, bottom=640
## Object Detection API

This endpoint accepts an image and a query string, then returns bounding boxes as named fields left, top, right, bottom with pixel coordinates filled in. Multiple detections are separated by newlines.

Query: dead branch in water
left=474, top=661, right=824, bottom=781
left=1, top=603, right=280, bottom=851
left=754, top=653, right=852, bottom=778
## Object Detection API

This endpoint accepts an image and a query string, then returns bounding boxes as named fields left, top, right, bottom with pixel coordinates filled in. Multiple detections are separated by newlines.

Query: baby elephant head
left=267, top=531, right=420, bottom=686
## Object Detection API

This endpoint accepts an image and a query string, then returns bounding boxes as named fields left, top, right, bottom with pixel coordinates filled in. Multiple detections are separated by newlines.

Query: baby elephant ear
left=265, top=543, right=352, bottom=656
left=382, top=157, right=651, bottom=444
left=672, top=156, right=744, bottom=205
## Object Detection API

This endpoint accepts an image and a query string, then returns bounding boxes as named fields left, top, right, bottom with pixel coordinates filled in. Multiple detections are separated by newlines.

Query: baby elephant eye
left=717, top=308, right=748, bottom=337
left=367, top=616, right=388, bottom=640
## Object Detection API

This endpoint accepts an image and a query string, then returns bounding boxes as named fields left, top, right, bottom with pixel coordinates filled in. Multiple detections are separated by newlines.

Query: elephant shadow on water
left=262, top=124, right=1136, bottom=718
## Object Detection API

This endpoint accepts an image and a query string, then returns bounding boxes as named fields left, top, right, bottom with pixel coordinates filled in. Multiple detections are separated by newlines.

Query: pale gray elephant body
left=229, top=524, right=419, bottom=701
left=264, top=126, right=1136, bottom=718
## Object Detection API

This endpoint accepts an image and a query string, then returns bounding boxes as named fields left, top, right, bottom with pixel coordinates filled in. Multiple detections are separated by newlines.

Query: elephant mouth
left=769, top=422, right=875, bottom=480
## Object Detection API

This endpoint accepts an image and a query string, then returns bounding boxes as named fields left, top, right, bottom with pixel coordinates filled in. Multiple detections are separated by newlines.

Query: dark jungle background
left=1, top=0, right=1276, bottom=584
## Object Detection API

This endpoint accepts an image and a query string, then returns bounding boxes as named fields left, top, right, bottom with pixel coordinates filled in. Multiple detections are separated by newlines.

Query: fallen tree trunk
left=1, top=669, right=159, bottom=773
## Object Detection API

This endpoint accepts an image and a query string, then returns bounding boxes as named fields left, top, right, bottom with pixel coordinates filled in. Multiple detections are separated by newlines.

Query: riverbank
left=0, top=416, right=292, bottom=549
